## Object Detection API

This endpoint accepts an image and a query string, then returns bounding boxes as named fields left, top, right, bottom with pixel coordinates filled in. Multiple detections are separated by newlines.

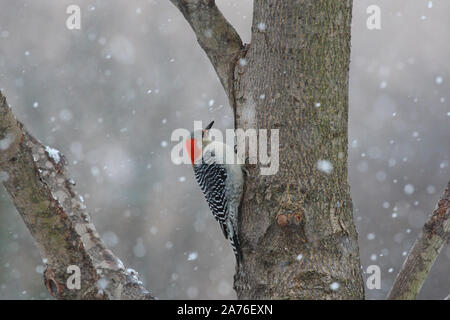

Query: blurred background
left=0, top=0, right=448, bottom=299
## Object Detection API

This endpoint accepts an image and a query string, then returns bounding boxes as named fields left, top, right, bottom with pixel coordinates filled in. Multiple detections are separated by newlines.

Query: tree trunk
left=233, top=0, right=365, bottom=299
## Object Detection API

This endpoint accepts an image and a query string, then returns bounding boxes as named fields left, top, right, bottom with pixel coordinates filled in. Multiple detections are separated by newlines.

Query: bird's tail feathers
left=229, top=226, right=242, bottom=266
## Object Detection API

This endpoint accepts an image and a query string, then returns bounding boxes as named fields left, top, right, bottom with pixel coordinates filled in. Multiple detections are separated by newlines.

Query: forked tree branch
left=169, top=0, right=243, bottom=101
left=0, top=91, right=154, bottom=299
left=387, top=180, right=450, bottom=299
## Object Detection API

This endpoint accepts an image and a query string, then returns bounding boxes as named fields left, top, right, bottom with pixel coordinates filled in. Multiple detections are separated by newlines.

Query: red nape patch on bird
left=186, top=138, right=202, bottom=164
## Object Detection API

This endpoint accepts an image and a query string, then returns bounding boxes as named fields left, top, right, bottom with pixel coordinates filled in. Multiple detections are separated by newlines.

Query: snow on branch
left=169, top=0, right=243, bottom=100
left=388, top=180, right=450, bottom=300
left=0, top=91, right=154, bottom=300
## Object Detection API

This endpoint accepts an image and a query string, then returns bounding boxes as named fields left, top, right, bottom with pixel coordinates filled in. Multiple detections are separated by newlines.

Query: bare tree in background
left=0, top=0, right=448, bottom=300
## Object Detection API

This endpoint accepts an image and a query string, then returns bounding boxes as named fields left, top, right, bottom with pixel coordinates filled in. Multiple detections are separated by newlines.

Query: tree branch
left=169, top=0, right=243, bottom=101
left=387, top=180, right=450, bottom=299
left=0, top=91, right=154, bottom=300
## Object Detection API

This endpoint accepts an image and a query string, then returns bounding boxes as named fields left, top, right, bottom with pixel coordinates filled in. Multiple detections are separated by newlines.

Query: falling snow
left=133, top=238, right=147, bottom=258
left=257, top=22, right=266, bottom=31
left=330, top=282, right=340, bottom=291
left=0, top=171, right=9, bottom=182
left=97, top=278, right=109, bottom=294
left=0, top=132, right=15, bottom=150
left=426, top=185, right=436, bottom=194
left=404, top=184, right=415, bottom=195
left=317, top=160, right=333, bottom=174
left=187, top=252, right=198, bottom=261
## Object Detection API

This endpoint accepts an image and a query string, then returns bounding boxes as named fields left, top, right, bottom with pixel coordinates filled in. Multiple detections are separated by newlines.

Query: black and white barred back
left=193, top=142, right=244, bottom=265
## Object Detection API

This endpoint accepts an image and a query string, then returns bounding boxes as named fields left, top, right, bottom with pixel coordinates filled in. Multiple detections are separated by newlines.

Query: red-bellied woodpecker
left=185, top=121, right=245, bottom=265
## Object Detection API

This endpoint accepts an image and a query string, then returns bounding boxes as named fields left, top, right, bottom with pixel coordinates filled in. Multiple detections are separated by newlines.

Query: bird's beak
left=203, top=120, right=214, bottom=137
left=205, top=121, right=214, bottom=130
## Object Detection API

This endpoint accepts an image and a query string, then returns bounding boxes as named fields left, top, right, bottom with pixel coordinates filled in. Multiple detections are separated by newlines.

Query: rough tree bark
left=233, top=0, right=364, bottom=299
